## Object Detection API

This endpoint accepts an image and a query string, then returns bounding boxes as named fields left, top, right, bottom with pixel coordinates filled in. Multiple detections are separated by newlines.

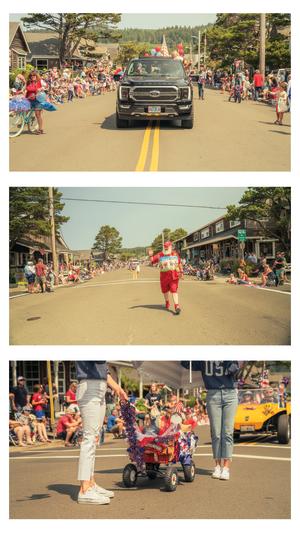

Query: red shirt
left=253, top=73, right=264, bottom=87
left=66, top=389, right=77, bottom=404
left=56, top=414, right=73, bottom=434
left=32, top=392, right=46, bottom=412
left=35, top=263, right=47, bottom=277
left=26, top=79, right=42, bottom=100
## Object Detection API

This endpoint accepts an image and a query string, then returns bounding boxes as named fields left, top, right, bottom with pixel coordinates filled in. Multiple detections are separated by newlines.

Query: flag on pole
left=161, top=34, right=169, bottom=57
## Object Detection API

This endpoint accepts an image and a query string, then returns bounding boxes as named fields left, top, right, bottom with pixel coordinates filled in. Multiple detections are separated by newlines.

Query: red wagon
left=122, top=433, right=196, bottom=492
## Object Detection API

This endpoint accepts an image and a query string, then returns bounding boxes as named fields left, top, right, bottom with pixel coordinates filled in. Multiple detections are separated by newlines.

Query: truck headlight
left=119, top=86, right=130, bottom=100
left=180, top=87, right=191, bottom=100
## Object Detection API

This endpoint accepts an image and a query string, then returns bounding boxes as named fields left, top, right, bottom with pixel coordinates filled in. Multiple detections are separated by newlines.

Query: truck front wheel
left=116, top=112, right=129, bottom=129
left=181, top=113, right=194, bottom=129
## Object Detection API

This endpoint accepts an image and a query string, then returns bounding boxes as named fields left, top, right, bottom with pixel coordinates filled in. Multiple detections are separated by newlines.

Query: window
left=23, top=362, right=40, bottom=393
left=36, top=59, right=48, bottom=70
left=201, top=227, right=210, bottom=239
left=193, top=232, right=199, bottom=242
left=230, top=220, right=240, bottom=228
left=58, top=362, right=66, bottom=394
left=215, top=220, right=224, bottom=233
left=17, top=56, right=26, bottom=69
left=259, top=241, right=274, bottom=258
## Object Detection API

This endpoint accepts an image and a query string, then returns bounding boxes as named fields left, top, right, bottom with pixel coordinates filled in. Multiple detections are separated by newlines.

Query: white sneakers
left=77, top=486, right=112, bottom=505
left=219, top=467, right=230, bottom=480
left=212, top=465, right=230, bottom=480
left=212, top=465, right=222, bottom=479
left=93, top=484, right=114, bottom=498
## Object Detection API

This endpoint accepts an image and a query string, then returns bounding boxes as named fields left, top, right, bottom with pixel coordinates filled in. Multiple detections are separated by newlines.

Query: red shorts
left=160, top=274, right=179, bottom=294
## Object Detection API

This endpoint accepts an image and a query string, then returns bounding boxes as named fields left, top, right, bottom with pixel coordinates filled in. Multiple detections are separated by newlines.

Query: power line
left=61, top=197, right=226, bottom=210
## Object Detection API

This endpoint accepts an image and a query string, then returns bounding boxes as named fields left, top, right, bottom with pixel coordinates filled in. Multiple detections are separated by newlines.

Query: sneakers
left=212, top=465, right=230, bottom=480
left=211, top=465, right=222, bottom=479
left=175, top=306, right=181, bottom=315
left=219, top=467, right=230, bottom=481
left=77, top=487, right=110, bottom=505
left=93, top=484, right=114, bottom=498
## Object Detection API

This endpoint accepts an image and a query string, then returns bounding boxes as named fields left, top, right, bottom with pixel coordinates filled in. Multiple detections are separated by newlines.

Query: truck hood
left=122, top=77, right=189, bottom=87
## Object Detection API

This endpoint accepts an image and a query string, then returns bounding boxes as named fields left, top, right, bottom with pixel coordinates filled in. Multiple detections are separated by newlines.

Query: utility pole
left=190, top=40, right=193, bottom=65
left=204, top=30, right=207, bottom=67
left=46, top=361, right=55, bottom=431
left=198, top=30, right=201, bottom=71
left=48, top=187, right=58, bottom=284
left=259, top=13, right=266, bottom=78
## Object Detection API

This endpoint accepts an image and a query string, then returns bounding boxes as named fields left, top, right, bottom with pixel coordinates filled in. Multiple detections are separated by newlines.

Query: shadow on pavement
left=129, top=304, right=175, bottom=315
left=100, top=114, right=185, bottom=131
left=16, top=493, right=50, bottom=502
left=269, top=130, right=291, bottom=135
left=48, top=483, right=78, bottom=502
left=259, top=121, right=291, bottom=128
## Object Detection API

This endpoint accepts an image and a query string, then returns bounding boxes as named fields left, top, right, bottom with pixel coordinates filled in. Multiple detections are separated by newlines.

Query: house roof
left=9, top=22, right=31, bottom=53
left=25, top=31, right=109, bottom=60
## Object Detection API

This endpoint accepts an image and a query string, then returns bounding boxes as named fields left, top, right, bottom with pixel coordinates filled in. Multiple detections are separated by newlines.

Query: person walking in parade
left=148, top=241, right=183, bottom=314
left=76, top=361, right=127, bottom=505
left=182, top=361, right=240, bottom=480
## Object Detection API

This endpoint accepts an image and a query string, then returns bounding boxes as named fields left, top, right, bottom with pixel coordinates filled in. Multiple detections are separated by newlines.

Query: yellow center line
left=135, top=122, right=152, bottom=171
left=149, top=121, right=160, bottom=171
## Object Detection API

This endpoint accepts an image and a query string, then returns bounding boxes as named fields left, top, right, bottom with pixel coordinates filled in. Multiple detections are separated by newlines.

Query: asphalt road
left=9, top=87, right=291, bottom=171
left=9, top=425, right=291, bottom=519
left=9, top=267, right=291, bottom=345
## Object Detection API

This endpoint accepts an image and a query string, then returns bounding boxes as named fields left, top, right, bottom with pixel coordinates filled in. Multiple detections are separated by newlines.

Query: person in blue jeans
left=181, top=360, right=240, bottom=480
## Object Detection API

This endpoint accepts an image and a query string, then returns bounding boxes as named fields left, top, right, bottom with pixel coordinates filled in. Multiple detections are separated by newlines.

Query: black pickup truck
left=116, top=57, right=194, bottom=129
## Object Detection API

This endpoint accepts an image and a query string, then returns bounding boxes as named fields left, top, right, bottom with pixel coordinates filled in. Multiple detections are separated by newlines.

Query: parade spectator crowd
left=9, top=377, right=208, bottom=448
left=11, top=61, right=118, bottom=105
left=22, top=258, right=131, bottom=294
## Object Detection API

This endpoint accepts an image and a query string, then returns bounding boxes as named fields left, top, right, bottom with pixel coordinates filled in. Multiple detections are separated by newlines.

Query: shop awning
left=183, top=234, right=238, bottom=250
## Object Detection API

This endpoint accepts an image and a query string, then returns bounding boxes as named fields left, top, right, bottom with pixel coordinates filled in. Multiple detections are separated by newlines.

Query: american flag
left=161, top=34, right=169, bottom=57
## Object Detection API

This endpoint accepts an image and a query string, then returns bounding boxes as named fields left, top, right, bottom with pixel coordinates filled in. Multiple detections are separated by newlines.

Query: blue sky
left=58, top=188, right=246, bottom=250
left=10, top=13, right=216, bottom=28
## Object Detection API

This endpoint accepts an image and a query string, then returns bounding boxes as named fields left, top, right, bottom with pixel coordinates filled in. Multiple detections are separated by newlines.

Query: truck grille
left=130, top=86, right=178, bottom=102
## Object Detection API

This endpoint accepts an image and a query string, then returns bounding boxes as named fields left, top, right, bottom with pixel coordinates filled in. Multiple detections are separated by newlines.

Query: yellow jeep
left=234, top=388, right=291, bottom=444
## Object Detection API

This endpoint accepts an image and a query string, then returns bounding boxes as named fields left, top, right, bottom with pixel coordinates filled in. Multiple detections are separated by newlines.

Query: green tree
left=117, top=41, right=151, bottom=65
left=22, top=13, right=121, bottom=66
left=121, top=370, right=139, bottom=394
left=92, top=225, right=122, bottom=260
left=170, top=228, right=188, bottom=242
left=151, top=228, right=187, bottom=253
left=151, top=228, right=171, bottom=254
left=9, top=187, right=69, bottom=248
left=225, top=187, right=291, bottom=256
left=206, top=13, right=291, bottom=70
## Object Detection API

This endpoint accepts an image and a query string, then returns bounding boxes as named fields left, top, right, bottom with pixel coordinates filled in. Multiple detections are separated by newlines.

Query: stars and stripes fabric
left=161, top=34, right=169, bottom=57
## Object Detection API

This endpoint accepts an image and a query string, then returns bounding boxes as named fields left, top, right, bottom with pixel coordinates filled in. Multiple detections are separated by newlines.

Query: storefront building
left=174, top=216, right=278, bottom=263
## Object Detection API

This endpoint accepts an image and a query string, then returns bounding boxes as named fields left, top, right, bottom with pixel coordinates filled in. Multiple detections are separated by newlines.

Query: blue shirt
left=76, top=361, right=107, bottom=381
left=181, top=361, right=239, bottom=389
left=107, top=415, right=116, bottom=431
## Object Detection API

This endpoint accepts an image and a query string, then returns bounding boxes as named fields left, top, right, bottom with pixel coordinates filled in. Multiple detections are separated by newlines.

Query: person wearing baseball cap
left=10, top=377, right=31, bottom=412
left=148, top=241, right=183, bottom=314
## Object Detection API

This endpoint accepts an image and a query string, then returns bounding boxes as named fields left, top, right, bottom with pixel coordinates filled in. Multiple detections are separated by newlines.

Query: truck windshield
left=127, top=59, right=185, bottom=78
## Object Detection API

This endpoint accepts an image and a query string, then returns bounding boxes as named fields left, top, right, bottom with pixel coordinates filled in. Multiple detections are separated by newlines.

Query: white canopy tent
left=133, top=361, right=204, bottom=390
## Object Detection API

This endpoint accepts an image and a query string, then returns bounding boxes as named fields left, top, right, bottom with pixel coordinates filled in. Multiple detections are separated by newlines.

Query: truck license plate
left=148, top=106, right=161, bottom=113
left=240, top=425, right=255, bottom=432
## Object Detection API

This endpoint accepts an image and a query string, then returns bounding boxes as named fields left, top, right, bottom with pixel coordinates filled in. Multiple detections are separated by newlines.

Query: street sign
left=237, top=229, right=247, bottom=241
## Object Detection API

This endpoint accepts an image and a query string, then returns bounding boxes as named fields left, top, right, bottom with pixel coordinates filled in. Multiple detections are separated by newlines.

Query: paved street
left=9, top=425, right=290, bottom=519
left=9, top=87, right=291, bottom=172
left=9, top=267, right=291, bottom=345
